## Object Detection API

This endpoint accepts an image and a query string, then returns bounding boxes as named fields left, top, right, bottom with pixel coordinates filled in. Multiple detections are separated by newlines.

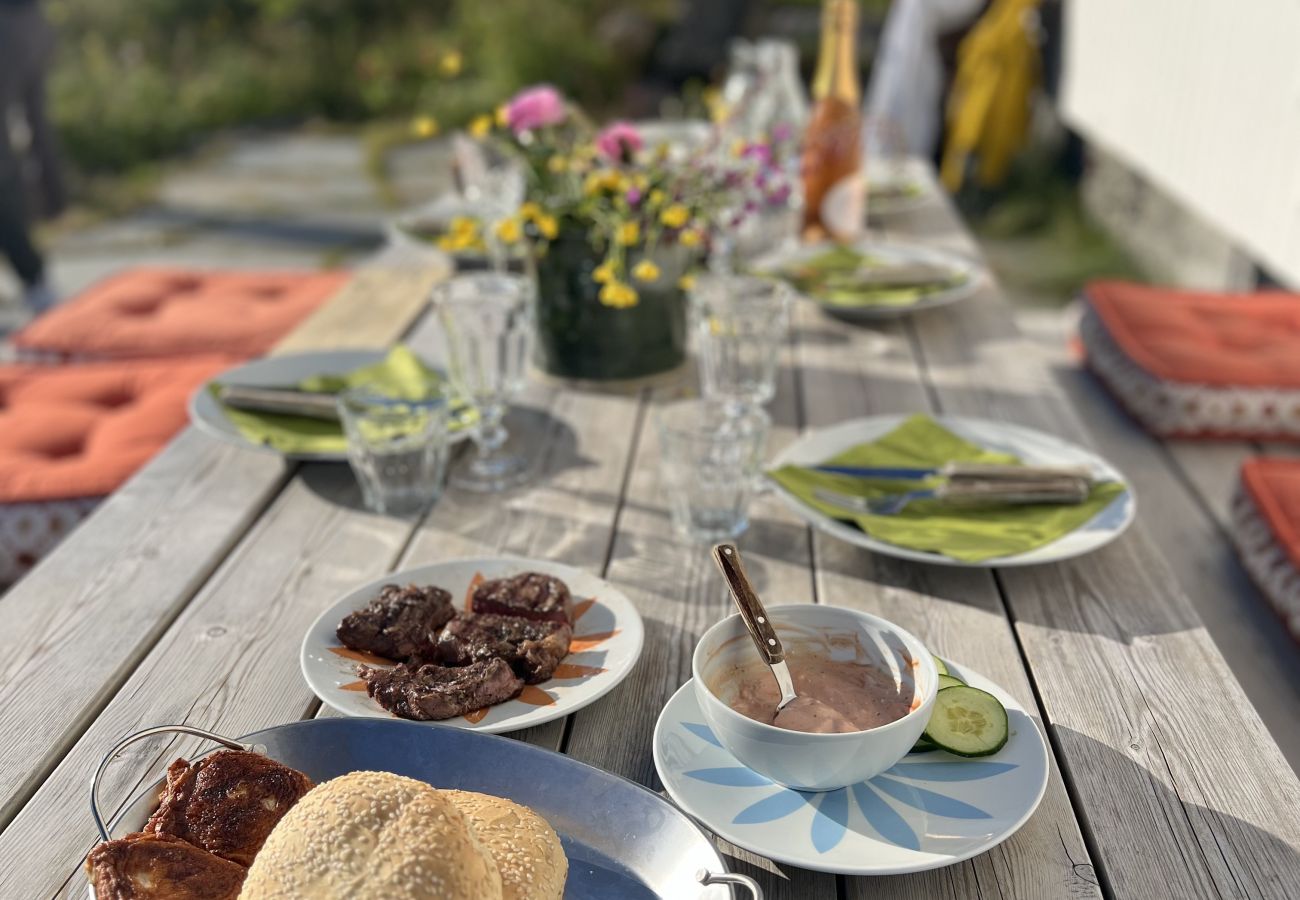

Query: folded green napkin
left=773, top=245, right=965, bottom=308
left=215, top=345, right=454, bottom=455
left=768, top=415, right=1127, bottom=562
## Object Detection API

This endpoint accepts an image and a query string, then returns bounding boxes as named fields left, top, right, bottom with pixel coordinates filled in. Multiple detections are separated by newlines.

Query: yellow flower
left=536, top=214, right=559, bottom=240
left=677, top=274, right=697, bottom=291
left=494, top=217, right=523, bottom=244
left=730, top=137, right=747, bottom=158
left=439, top=50, right=464, bottom=77
left=632, top=260, right=661, bottom=283
left=660, top=204, right=690, bottom=229
left=648, top=189, right=666, bottom=207
left=599, top=280, right=639, bottom=308
left=592, top=261, right=616, bottom=284
left=679, top=229, right=702, bottom=248
left=411, top=115, right=439, bottom=139
left=494, top=104, right=509, bottom=127
left=632, top=174, right=649, bottom=191
left=546, top=155, right=568, bottom=174
left=448, top=215, right=479, bottom=236
left=616, top=221, right=640, bottom=246
left=519, top=202, right=543, bottom=222
left=468, top=114, right=493, bottom=139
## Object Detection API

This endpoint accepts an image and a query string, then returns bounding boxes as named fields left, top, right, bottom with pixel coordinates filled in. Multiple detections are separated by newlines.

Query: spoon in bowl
left=711, top=543, right=856, bottom=732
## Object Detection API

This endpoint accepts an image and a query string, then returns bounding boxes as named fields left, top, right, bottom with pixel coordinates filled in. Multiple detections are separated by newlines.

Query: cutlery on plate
left=838, top=263, right=959, bottom=288
left=216, top=385, right=341, bottom=421
left=813, top=461, right=1095, bottom=482
left=813, top=476, right=1091, bottom=517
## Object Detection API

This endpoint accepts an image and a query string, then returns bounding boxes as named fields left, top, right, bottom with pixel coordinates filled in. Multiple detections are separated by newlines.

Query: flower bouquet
left=443, top=84, right=793, bottom=382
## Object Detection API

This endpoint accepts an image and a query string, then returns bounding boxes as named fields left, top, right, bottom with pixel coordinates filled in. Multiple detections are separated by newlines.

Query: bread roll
left=239, top=771, right=502, bottom=900
left=442, top=790, right=567, bottom=900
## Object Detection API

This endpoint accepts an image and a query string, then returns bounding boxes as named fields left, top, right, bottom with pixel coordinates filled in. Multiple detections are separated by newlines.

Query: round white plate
left=768, top=415, right=1135, bottom=567
left=653, top=662, right=1049, bottom=876
left=302, top=557, right=645, bottom=734
left=751, top=239, right=987, bottom=321
left=189, top=349, right=467, bottom=462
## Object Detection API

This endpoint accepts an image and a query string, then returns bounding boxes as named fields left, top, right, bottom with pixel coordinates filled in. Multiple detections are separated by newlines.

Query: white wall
left=1060, top=0, right=1300, bottom=287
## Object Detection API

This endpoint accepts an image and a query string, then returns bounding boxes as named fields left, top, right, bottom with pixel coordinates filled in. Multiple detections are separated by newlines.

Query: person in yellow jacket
left=940, top=0, right=1043, bottom=192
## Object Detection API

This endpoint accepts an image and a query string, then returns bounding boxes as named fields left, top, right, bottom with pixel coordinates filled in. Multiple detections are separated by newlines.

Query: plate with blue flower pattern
left=652, top=663, right=1049, bottom=875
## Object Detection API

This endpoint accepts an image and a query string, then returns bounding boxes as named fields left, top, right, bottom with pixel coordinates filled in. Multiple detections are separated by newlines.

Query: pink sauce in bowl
left=712, top=653, right=912, bottom=734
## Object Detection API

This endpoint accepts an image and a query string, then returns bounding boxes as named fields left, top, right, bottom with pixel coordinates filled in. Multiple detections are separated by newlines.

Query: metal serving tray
left=88, top=718, right=759, bottom=899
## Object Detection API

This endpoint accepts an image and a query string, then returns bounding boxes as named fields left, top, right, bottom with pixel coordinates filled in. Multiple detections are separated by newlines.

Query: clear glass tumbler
left=434, top=272, right=535, bottom=492
left=338, top=388, right=452, bottom=516
left=690, top=274, right=794, bottom=411
left=656, top=400, right=770, bottom=541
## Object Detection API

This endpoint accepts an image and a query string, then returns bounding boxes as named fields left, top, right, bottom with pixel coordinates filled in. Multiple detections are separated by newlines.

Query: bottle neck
left=812, top=0, right=861, bottom=105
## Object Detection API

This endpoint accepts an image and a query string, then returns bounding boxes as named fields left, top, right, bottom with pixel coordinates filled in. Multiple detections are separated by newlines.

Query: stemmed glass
left=433, top=273, right=535, bottom=491
left=452, top=135, right=525, bottom=272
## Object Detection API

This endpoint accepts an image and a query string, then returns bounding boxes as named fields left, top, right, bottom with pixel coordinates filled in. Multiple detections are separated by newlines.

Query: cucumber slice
left=923, top=685, right=1009, bottom=757
left=936, top=673, right=965, bottom=690
left=932, top=655, right=949, bottom=676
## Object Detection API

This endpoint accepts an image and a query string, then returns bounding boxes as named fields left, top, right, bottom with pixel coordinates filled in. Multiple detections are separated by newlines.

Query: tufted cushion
left=1082, top=280, right=1300, bottom=440
left=12, top=267, right=347, bottom=361
left=1233, top=458, right=1300, bottom=643
left=0, top=357, right=231, bottom=504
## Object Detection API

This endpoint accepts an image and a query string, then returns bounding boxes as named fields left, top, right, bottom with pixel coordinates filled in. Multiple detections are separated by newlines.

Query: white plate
left=189, top=349, right=466, bottom=462
left=301, top=557, right=645, bottom=734
left=751, top=239, right=986, bottom=321
left=768, top=415, right=1135, bottom=567
left=653, top=663, right=1049, bottom=876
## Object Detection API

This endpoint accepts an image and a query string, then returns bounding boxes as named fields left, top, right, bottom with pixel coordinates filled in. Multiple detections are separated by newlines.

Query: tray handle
left=698, top=868, right=764, bottom=899
left=90, top=725, right=251, bottom=842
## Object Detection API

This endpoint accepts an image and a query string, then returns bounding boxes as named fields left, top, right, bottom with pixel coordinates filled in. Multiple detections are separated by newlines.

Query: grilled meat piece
left=336, top=583, right=455, bottom=661
left=435, top=613, right=572, bottom=683
left=358, top=658, right=524, bottom=721
left=470, top=572, right=572, bottom=625
left=86, top=831, right=246, bottom=900
left=144, top=750, right=314, bottom=867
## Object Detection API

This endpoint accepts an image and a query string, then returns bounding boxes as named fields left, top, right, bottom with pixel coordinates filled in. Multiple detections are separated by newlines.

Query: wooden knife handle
left=711, top=543, right=784, bottom=665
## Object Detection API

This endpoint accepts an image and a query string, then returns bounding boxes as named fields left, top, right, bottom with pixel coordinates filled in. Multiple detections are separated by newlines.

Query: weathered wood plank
left=0, top=267, right=440, bottom=832
left=560, top=339, right=835, bottom=899
left=790, top=301, right=1100, bottom=899
left=893, top=192, right=1300, bottom=898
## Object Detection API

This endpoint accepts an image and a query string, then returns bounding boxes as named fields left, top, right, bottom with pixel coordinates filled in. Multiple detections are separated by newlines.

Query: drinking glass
left=453, top=135, right=526, bottom=272
left=656, top=400, right=770, bottom=542
left=690, top=274, right=794, bottom=410
left=434, top=273, right=535, bottom=491
left=338, top=388, right=452, bottom=516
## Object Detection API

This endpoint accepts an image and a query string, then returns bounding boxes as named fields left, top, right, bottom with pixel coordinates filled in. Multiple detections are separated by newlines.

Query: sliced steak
left=357, top=659, right=524, bottom=721
left=336, top=583, right=455, bottom=661
left=470, top=572, right=572, bottom=625
left=434, top=613, right=572, bottom=683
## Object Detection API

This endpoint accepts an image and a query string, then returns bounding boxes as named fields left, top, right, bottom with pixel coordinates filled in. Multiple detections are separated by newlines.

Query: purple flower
left=506, top=85, right=567, bottom=134
left=596, top=121, right=644, bottom=162
left=772, top=123, right=793, bottom=143
left=741, top=142, right=773, bottom=165
left=767, top=183, right=793, bottom=206
left=625, top=186, right=643, bottom=206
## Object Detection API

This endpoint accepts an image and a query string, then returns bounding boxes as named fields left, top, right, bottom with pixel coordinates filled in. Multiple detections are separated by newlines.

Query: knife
left=812, top=462, right=1095, bottom=482
left=216, top=385, right=341, bottom=421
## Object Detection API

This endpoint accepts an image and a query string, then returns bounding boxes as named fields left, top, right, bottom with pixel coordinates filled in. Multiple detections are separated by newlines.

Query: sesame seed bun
left=441, top=791, right=568, bottom=900
left=238, top=771, right=502, bottom=900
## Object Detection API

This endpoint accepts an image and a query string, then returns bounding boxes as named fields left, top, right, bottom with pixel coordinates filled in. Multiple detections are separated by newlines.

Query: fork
left=813, top=476, right=1091, bottom=517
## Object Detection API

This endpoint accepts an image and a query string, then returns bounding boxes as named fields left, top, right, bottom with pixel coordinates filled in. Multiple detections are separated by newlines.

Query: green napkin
left=214, top=345, right=455, bottom=455
left=768, top=415, right=1127, bottom=562
left=773, top=245, right=965, bottom=308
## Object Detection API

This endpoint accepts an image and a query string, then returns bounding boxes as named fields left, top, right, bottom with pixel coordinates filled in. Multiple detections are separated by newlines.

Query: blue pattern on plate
left=852, top=782, right=919, bottom=851
left=681, top=722, right=1007, bottom=853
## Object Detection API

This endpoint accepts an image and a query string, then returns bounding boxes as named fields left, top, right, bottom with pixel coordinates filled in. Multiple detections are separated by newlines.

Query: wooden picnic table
left=3, top=166, right=1299, bottom=900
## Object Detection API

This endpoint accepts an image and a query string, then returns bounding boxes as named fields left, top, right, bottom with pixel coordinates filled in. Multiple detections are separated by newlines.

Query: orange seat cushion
left=1242, top=458, right=1300, bottom=573
left=0, top=357, right=231, bottom=503
left=12, top=267, right=346, bottom=360
left=1087, top=280, right=1300, bottom=387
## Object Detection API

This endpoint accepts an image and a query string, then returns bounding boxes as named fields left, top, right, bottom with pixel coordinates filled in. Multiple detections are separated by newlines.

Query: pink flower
left=596, top=121, right=644, bottom=163
left=506, top=85, right=567, bottom=134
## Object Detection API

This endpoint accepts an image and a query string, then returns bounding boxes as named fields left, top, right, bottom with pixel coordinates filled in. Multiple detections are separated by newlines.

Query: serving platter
left=653, top=662, right=1049, bottom=876
left=189, top=349, right=470, bottom=462
left=302, top=557, right=645, bottom=734
left=768, top=414, right=1135, bottom=567
left=750, top=239, right=987, bottom=321
left=90, top=718, right=754, bottom=899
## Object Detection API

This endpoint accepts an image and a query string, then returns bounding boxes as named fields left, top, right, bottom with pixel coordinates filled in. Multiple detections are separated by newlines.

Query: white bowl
left=691, top=604, right=938, bottom=791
